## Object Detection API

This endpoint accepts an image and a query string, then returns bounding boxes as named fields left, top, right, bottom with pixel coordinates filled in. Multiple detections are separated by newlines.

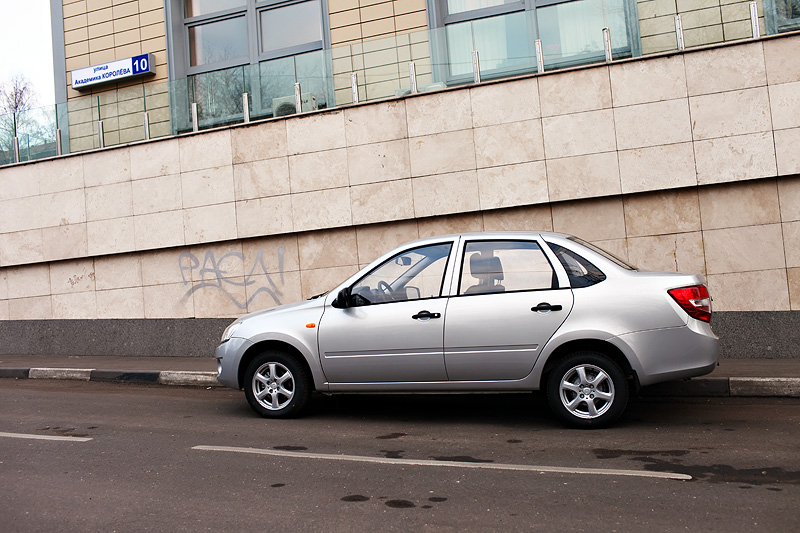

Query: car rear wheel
left=244, top=351, right=310, bottom=418
left=546, top=351, right=628, bottom=429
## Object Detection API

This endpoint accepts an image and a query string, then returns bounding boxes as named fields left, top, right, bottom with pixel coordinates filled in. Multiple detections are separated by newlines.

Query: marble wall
left=1, top=34, right=799, bottom=321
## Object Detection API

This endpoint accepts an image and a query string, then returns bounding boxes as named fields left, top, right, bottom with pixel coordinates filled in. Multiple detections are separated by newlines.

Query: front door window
left=351, top=243, right=452, bottom=305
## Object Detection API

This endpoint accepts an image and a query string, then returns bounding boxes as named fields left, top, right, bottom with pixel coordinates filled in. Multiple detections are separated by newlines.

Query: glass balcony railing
left=0, top=0, right=792, bottom=167
left=0, top=102, right=68, bottom=165
left=171, top=49, right=337, bottom=133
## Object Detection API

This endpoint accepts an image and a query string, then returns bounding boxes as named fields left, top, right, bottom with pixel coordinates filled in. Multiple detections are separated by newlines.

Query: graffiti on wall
left=179, top=248, right=285, bottom=309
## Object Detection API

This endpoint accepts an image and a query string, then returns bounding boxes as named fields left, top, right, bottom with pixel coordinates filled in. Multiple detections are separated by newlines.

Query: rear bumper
left=613, top=321, right=719, bottom=387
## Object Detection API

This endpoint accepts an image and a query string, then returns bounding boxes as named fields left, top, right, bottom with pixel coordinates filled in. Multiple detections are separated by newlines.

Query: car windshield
left=568, top=236, right=637, bottom=270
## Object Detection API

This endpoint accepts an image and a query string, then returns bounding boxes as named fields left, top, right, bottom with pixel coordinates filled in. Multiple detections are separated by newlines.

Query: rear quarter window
left=547, top=242, right=607, bottom=288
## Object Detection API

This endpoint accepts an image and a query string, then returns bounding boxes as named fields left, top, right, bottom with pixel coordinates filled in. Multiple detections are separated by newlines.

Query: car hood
left=237, top=297, right=326, bottom=323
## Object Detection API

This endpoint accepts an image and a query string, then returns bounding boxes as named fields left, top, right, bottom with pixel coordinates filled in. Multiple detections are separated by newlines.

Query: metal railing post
left=603, top=28, right=612, bottom=62
left=409, top=62, right=418, bottom=94
left=56, top=129, right=62, bottom=155
left=351, top=72, right=359, bottom=104
left=242, top=93, right=250, bottom=123
left=97, top=121, right=104, bottom=148
left=535, top=39, right=544, bottom=73
left=750, top=1, right=761, bottom=38
left=294, top=82, right=302, bottom=113
left=675, top=15, right=685, bottom=51
left=13, top=137, right=20, bottom=163
left=472, top=50, right=481, bottom=84
left=191, top=103, right=198, bottom=132
left=143, top=112, right=151, bottom=140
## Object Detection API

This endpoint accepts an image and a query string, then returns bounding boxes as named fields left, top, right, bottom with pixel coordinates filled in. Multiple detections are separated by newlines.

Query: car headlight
left=220, top=322, right=241, bottom=343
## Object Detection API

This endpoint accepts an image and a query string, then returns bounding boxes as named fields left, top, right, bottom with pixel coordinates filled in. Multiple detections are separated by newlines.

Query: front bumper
left=215, top=336, right=253, bottom=389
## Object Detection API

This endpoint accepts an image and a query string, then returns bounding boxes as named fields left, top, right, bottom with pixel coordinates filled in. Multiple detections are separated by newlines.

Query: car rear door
left=443, top=238, right=573, bottom=381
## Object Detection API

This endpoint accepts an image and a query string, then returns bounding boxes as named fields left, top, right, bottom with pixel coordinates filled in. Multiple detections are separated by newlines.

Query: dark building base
left=712, top=311, right=800, bottom=359
left=0, top=312, right=797, bottom=359
left=0, top=318, right=231, bottom=357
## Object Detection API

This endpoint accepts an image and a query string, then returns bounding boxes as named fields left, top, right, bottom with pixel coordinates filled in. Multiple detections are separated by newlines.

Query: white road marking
left=0, top=431, right=93, bottom=442
left=192, top=445, right=691, bottom=480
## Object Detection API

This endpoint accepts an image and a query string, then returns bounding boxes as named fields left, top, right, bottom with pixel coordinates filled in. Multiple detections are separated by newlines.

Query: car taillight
left=668, top=285, right=712, bottom=323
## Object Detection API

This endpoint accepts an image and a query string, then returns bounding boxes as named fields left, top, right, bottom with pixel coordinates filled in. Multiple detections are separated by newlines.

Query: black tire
left=546, top=351, right=628, bottom=429
left=243, top=351, right=311, bottom=418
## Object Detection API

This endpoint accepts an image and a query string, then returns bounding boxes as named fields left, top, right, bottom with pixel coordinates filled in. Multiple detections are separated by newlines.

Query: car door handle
left=532, top=302, right=562, bottom=312
left=412, top=310, right=441, bottom=320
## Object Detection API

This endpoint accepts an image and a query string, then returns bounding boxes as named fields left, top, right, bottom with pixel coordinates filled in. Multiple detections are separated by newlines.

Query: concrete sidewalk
left=0, top=354, right=798, bottom=397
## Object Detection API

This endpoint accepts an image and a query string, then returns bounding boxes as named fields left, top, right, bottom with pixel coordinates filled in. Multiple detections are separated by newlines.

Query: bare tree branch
left=0, top=74, right=44, bottom=154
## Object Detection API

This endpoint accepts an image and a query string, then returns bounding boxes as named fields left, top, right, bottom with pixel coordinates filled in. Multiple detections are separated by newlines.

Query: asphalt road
left=0, top=380, right=798, bottom=532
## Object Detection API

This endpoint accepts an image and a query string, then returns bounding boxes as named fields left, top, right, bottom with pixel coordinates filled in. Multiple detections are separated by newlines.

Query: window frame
left=427, top=0, right=640, bottom=85
left=256, top=0, right=325, bottom=61
left=442, top=1, right=526, bottom=25
left=185, top=11, right=251, bottom=74
left=170, top=0, right=331, bottom=79
left=348, top=242, right=454, bottom=306
left=429, top=0, right=539, bottom=86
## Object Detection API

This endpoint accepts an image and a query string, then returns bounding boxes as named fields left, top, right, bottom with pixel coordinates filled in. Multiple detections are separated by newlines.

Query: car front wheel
left=546, top=351, right=628, bottom=429
left=244, top=351, right=310, bottom=418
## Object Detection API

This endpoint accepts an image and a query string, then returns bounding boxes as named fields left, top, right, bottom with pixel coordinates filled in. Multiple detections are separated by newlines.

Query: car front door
left=444, top=239, right=574, bottom=381
left=318, top=242, right=454, bottom=384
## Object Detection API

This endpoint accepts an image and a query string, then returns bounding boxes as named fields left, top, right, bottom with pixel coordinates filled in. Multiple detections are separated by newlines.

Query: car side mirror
left=405, top=286, right=421, bottom=300
left=332, top=287, right=352, bottom=309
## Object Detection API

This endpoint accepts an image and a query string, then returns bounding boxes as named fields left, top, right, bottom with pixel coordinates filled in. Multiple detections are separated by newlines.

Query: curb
left=0, top=368, right=220, bottom=387
left=0, top=369, right=799, bottom=397
left=641, top=377, right=800, bottom=398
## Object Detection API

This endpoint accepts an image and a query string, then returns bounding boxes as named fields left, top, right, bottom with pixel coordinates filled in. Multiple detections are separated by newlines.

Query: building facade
left=0, top=1, right=798, bottom=357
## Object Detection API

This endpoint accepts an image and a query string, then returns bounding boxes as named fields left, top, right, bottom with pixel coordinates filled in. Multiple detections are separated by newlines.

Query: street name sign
left=71, top=54, right=156, bottom=89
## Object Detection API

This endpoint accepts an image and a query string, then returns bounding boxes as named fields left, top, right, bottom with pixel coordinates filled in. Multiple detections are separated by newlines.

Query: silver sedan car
left=216, top=232, right=718, bottom=428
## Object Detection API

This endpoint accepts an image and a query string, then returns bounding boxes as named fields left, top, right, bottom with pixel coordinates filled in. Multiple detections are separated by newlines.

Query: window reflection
left=260, top=0, right=323, bottom=56
left=769, top=0, right=800, bottom=32
left=537, top=0, right=629, bottom=66
left=352, top=244, right=452, bottom=305
left=459, top=241, right=555, bottom=295
left=190, top=65, right=245, bottom=124
left=445, top=10, right=531, bottom=77
left=188, top=16, right=248, bottom=66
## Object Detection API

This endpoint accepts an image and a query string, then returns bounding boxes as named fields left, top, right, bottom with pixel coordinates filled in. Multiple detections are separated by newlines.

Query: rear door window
left=458, top=240, right=556, bottom=295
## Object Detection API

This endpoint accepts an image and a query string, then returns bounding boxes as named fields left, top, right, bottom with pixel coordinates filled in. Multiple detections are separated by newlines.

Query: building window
left=259, top=0, right=323, bottom=58
left=429, top=0, right=638, bottom=81
left=535, top=0, right=632, bottom=66
left=179, top=0, right=328, bottom=75
left=169, top=0, right=330, bottom=129
left=188, top=16, right=249, bottom=67
left=444, top=0, right=523, bottom=20
left=765, top=0, right=800, bottom=33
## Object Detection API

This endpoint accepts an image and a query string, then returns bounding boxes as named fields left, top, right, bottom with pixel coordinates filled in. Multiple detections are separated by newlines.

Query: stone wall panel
left=2, top=35, right=800, bottom=324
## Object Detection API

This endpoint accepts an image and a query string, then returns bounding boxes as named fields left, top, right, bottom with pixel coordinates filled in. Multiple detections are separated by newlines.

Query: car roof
left=400, top=231, right=573, bottom=248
